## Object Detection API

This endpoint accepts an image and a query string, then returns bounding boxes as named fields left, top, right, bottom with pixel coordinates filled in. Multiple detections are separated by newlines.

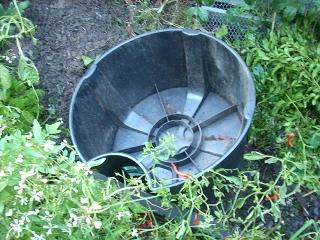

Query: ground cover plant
left=0, top=0, right=319, bottom=239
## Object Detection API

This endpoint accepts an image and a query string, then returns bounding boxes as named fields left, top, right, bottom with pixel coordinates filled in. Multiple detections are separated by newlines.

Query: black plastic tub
left=69, top=28, right=255, bottom=191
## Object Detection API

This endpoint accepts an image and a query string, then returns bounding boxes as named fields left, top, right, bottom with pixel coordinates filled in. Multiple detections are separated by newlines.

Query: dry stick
left=269, top=12, right=277, bottom=44
left=271, top=12, right=277, bottom=32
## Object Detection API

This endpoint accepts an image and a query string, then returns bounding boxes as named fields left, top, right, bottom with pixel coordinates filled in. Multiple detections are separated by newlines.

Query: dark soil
left=3, top=0, right=319, bottom=238
left=22, top=0, right=133, bottom=126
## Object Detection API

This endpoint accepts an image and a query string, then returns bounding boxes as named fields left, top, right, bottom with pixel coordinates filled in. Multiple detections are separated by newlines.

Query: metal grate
left=201, top=0, right=262, bottom=42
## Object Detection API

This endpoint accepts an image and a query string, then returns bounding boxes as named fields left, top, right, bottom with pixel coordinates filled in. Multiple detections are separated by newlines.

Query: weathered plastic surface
left=69, top=28, right=255, bottom=190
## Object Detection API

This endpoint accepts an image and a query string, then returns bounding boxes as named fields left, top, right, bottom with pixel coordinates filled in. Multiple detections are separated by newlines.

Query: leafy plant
left=1, top=0, right=319, bottom=239
left=0, top=0, right=43, bottom=132
left=186, top=0, right=214, bottom=23
left=236, top=5, right=320, bottom=149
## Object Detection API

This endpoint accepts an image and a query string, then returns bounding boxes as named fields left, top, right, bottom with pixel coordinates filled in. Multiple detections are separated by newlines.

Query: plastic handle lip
left=182, top=28, right=201, bottom=36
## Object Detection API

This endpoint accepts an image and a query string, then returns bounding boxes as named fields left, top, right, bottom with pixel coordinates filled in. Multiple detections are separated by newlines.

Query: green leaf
left=88, top=158, right=106, bottom=167
left=203, top=0, right=214, bottom=6
left=0, top=202, right=4, bottom=214
left=21, top=110, right=34, bottom=123
left=235, top=197, right=247, bottom=208
left=81, top=56, right=94, bottom=66
left=186, top=7, right=196, bottom=23
left=244, top=0, right=257, bottom=5
left=69, top=150, right=76, bottom=162
left=0, top=63, right=12, bottom=90
left=244, top=152, right=268, bottom=160
left=283, top=5, right=298, bottom=22
left=0, top=4, right=5, bottom=16
left=45, top=122, right=61, bottom=135
left=262, top=38, right=270, bottom=51
left=216, top=23, right=228, bottom=39
left=33, top=119, right=44, bottom=143
left=310, top=132, right=320, bottom=149
left=253, top=64, right=264, bottom=79
left=18, top=56, right=40, bottom=85
left=0, top=180, right=8, bottom=192
left=176, top=221, right=186, bottom=239
left=257, top=49, right=270, bottom=61
left=17, top=0, right=30, bottom=14
left=196, top=7, right=209, bottom=23
left=257, top=205, right=265, bottom=223
left=265, top=157, right=278, bottom=164
left=224, top=176, right=242, bottom=186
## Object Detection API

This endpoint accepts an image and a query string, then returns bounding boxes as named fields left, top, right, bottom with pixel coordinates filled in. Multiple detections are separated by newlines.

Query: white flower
left=74, top=161, right=92, bottom=175
left=44, top=140, right=54, bottom=152
left=25, top=132, right=32, bottom=140
left=16, top=154, right=23, bottom=163
left=19, top=211, right=33, bottom=225
left=61, top=227, right=71, bottom=235
left=74, top=161, right=84, bottom=172
left=41, top=211, right=53, bottom=221
left=91, top=201, right=101, bottom=210
left=131, top=228, right=139, bottom=237
left=0, top=170, right=6, bottom=177
left=116, top=212, right=123, bottom=220
left=19, top=168, right=36, bottom=182
left=6, top=162, right=14, bottom=175
left=80, top=198, right=88, bottom=204
left=70, top=213, right=77, bottom=219
left=16, top=195, right=28, bottom=205
left=43, top=222, right=58, bottom=235
left=86, top=216, right=93, bottom=225
left=41, top=179, right=48, bottom=183
left=94, top=220, right=102, bottom=229
left=25, top=142, right=33, bottom=147
left=125, top=211, right=132, bottom=217
left=69, top=177, right=80, bottom=184
left=29, top=189, right=44, bottom=202
left=5, top=209, right=13, bottom=217
left=30, top=234, right=45, bottom=240
left=116, top=211, right=131, bottom=220
left=14, top=181, right=28, bottom=194
left=10, top=219, right=23, bottom=233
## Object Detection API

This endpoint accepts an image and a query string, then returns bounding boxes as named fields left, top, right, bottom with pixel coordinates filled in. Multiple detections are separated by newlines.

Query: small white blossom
left=25, top=142, right=33, bottom=147
left=14, top=181, right=28, bottom=194
left=91, top=201, right=101, bottom=210
left=43, top=222, right=58, bottom=235
left=25, top=132, right=32, bottom=140
left=86, top=216, right=93, bottom=225
left=5, top=209, right=13, bottom=217
left=74, top=161, right=84, bottom=172
left=30, top=234, right=45, bottom=240
left=16, top=154, right=24, bottom=163
left=70, top=213, right=77, bottom=219
left=116, top=211, right=131, bottom=220
left=74, top=161, right=92, bottom=175
left=94, top=220, right=102, bottom=229
left=41, top=179, right=48, bottom=184
left=19, top=211, right=33, bottom=225
left=41, top=211, right=53, bottom=221
left=61, top=227, right=72, bottom=235
left=80, top=198, right=89, bottom=204
left=19, top=168, right=36, bottom=182
left=0, top=170, right=6, bottom=177
left=131, top=228, right=139, bottom=237
left=6, top=162, right=14, bottom=175
left=10, top=219, right=23, bottom=234
left=29, top=189, right=44, bottom=202
left=44, top=140, right=54, bottom=152
left=16, top=195, right=28, bottom=205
